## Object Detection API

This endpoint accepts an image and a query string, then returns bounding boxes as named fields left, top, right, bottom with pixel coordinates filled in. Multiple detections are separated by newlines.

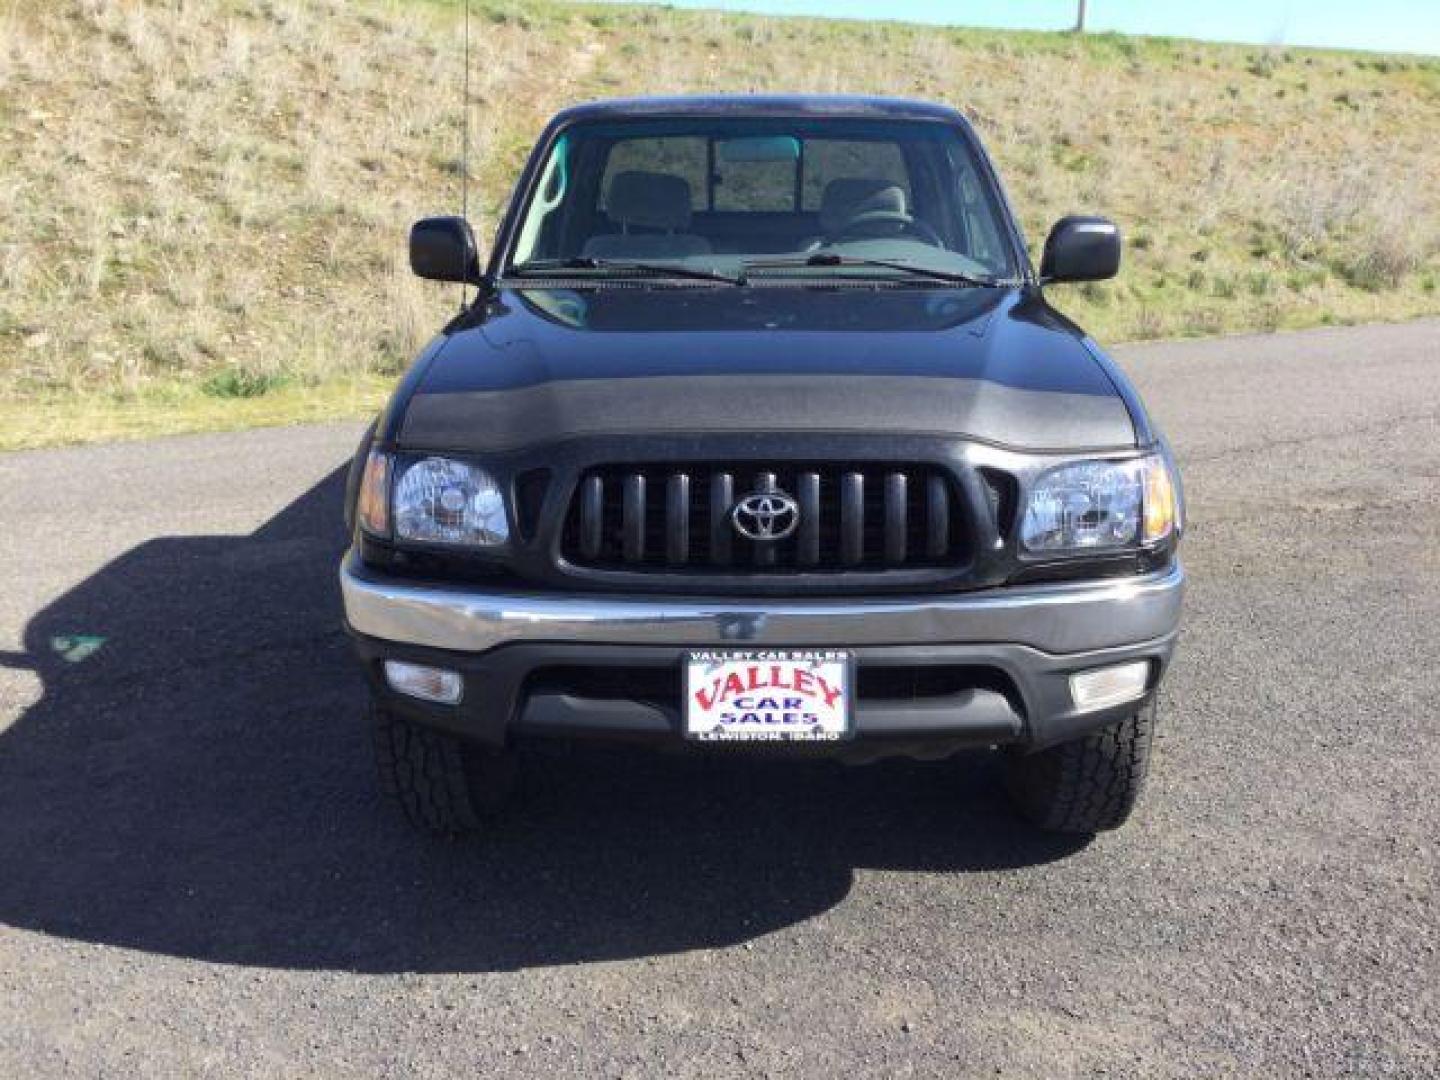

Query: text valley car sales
left=685, top=650, right=851, bottom=742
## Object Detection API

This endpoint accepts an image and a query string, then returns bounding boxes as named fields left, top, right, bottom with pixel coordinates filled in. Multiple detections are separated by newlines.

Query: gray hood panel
left=400, top=372, right=1135, bottom=453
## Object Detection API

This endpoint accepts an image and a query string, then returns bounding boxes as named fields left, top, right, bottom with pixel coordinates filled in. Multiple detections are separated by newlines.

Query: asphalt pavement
left=1, top=319, right=1437, bottom=1077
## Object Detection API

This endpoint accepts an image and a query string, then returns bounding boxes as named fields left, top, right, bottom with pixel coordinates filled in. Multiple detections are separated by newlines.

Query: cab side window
left=957, top=167, right=1004, bottom=265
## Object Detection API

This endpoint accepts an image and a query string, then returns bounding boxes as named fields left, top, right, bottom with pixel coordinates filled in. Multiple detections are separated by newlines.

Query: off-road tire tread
left=371, top=704, right=485, bottom=835
left=1005, top=701, right=1156, bottom=833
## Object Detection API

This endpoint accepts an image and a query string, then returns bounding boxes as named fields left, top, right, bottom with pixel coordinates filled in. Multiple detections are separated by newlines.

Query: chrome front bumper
left=340, top=553, right=1185, bottom=657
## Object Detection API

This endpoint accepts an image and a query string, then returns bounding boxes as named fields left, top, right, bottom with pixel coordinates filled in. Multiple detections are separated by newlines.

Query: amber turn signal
left=357, top=450, right=391, bottom=537
left=1142, top=456, right=1177, bottom=543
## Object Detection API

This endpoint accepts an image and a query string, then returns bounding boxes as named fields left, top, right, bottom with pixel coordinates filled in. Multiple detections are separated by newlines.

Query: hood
left=397, top=286, right=1137, bottom=453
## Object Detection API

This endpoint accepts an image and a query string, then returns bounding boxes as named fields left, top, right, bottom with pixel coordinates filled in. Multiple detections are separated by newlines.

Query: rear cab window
left=596, top=135, right=914, bottom=214
left=599, top=137, right=708, bottom=213
left=802, top=140, right=910, bottom=210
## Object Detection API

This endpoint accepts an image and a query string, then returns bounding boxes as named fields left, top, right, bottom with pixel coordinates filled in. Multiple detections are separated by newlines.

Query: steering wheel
left=828, top=209, right=945, bottom=248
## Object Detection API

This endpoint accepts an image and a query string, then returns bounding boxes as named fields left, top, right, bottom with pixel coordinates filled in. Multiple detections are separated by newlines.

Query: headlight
left=1021, top=455, right=1175, bottom=553
left=392, top=457, right=509, bottom=546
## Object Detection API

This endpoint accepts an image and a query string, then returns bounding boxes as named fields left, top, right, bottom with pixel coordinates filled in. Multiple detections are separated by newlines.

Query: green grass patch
left=0, top=376, right=390, bottom=453
left=202, top=367, right=294, bottom=399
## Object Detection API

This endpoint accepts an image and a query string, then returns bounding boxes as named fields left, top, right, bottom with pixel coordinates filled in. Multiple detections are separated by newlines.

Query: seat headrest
left=604, top=170, right=694, bottom=231
left=819, top=177, right=908, bottom=233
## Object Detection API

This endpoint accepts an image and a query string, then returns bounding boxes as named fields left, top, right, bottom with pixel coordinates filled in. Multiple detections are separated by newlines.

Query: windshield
left=506, top=116, right=1021, bottom=283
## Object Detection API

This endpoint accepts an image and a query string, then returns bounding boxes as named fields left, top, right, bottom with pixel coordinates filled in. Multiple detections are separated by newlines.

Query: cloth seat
left=582, top=170, right=713, bottom=259
left=803, top=177, right=909, bottom=248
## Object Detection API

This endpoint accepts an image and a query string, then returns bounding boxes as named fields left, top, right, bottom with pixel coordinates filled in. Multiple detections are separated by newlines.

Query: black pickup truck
left=341, top=95, right=1184, bottom=836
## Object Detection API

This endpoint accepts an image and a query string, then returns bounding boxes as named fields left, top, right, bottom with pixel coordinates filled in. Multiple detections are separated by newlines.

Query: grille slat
left=797, top=471, right=821, bottom=567
left=884, top=472, right=907, bottom=564
left=709, top=471, right=734, bottom=565
left=622, top=474, right=646, bottom=563
left=926, top=474, right=950, bottom=558
left=579, top=475, right=604, bottom=559
left=666, top=472, right=690, bottom=564
left=565, top=462, right=969, bottom=574
left=840, top=471, right=864, bottom=566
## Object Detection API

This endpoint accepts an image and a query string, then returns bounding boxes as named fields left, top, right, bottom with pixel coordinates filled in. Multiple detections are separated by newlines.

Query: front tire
left=371, top=702, right=516, bottom=835
left=1004, top=700, right=1156, bottom=833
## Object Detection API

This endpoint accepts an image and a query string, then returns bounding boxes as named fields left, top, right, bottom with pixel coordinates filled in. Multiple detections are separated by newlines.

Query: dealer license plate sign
left=684, top=650, right=853, bottom=742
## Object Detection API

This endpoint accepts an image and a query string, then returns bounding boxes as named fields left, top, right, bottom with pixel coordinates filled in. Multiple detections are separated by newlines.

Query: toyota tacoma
left=340, top=96, right=1185, bottom=836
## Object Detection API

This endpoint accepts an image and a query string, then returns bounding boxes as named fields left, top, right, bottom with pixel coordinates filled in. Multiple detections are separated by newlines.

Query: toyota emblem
left=731, top=488, right=800, bottom=541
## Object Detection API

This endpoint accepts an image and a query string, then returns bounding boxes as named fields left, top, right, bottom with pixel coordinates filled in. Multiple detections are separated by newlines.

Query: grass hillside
left=2, top=0, right=1439, bottom=449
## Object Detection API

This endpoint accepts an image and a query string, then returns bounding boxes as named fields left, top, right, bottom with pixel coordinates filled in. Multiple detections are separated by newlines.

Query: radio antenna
left=459, top=0, right=472, bottom=310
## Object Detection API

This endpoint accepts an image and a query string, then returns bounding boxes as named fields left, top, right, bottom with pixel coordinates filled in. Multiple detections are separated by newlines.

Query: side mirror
left=409, top=216, right=482, bottom=283
left=1040, top=215, right=1121, bottom=283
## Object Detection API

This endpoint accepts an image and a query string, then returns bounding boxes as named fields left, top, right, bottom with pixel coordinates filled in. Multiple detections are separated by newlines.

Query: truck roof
left=551, top=94, right=970, bottom=125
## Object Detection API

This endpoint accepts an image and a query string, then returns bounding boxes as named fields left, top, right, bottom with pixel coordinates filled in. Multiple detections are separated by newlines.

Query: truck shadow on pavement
left=0, top=466, right=1085, bottom=973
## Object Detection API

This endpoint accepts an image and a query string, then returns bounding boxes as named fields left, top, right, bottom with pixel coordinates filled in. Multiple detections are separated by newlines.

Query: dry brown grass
left=1, top=0, right=1438, bottom=447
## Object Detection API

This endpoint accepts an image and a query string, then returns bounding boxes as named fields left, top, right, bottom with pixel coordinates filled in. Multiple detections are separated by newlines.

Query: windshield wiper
left=509, top=256, right=744, bottom=286
left=743, top=252, right=1013, bottom=288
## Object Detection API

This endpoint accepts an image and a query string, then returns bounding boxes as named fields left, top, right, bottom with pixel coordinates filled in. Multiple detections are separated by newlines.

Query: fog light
left=384, top=661, right=463, bottom=705
left=1069, top=661, right=1149, bottom=712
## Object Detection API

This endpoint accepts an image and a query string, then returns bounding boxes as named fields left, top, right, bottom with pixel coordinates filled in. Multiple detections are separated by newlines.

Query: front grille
left=561, top=463, right=968, bottom=572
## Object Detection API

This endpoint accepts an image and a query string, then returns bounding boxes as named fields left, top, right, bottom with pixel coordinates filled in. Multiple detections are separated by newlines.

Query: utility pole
left=1075, top=0, right=1087, bottom=33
